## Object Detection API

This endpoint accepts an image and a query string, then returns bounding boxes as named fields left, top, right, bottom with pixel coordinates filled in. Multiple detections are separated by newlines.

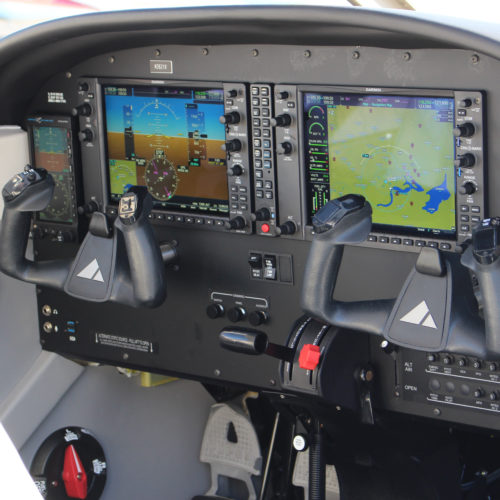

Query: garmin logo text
left=365, top=88, right=382, bottom=92
left=149, top=60, right=173, bottom=74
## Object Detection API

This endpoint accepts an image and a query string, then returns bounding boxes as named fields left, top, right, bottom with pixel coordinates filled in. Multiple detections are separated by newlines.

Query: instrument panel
left=22, top=39, right=500, bottom=431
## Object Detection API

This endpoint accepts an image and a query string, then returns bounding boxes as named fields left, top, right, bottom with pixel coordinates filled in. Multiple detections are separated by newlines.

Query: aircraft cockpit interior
left=1, top=3, right=500, bottom=499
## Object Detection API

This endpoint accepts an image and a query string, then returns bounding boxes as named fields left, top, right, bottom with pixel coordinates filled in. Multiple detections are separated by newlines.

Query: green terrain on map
left=109, top=159, right=137, bottom=195
left=327, top=105, right=455, bottom=231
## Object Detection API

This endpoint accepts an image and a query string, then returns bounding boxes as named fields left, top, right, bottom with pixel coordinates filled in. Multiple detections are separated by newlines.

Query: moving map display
left=30, top=123, right=75, bottom=224
left=304, top=92, right=456, bottom=238
left=103, top=84, right=229, bottom=215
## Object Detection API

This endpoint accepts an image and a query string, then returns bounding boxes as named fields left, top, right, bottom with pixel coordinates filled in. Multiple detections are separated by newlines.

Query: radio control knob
left=453, top=123, right=475, bottom=137
left=459, top=182, right=476, bottom=195
left=278, top=91, right=289, bottom=100
left=472, top=359, right=482, bottom=369
left=270, top=114, right=291, bottom=127
left=71, top=103, right=92, bottom=117
left=227, top=89, right=238, bottom=98
left=489, top=362, right=498, bottom=372
left=490, top=391, right=498, bottom=401
left=278, top=220, right=297, bottom=235
left=442, top=355, right=453, bottom=365
left=474, top=388, right=484, bottom=398
left=78, top=82, right=89, bottom=92
left=206, top=303, right=224, bottom=319
left=249, top=311, right=268, bottom=326
left=78, top=129, right=93, bottom=142
left=227, top=307, right=246, bottom=323
left=228, top=164, right=243, bottom=176
left=457, top=357, right=467, bottom=367
left=219, top=112, right=240, bottom=125
left=224, top=216, right=246, bottom=230
left=458, top=98, right=472, bottom=108
left=252, top=208, right=271, bottom=221
left=454, top=153, right=476, bottom=168
left=278, top=142, right=293, bottom=155
left=222, top=139, right=242, bottom=153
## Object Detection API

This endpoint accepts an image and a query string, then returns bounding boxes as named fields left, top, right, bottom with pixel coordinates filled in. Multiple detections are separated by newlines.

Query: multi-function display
left=303, top=92, right=456, bottom=239
left=103, top=84, right=229, bottom=216
left=28, top=119, right=75, bottom=224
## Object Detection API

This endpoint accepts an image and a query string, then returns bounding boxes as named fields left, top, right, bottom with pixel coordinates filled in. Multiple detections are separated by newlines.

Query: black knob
left=278, top=220, right=296, bottom=235
left=78, top=82, right=89, bottom=92
left=489, top=363, right=498, bottom=372
left=490, top=392, right=498, bottom=401
left=228, top=164, right=243, bottom=176
left=443, top=355, right=453, bottom=365
left=427, top=353, right=438, bottom=362
left=219, top=112, right=241, bottom=125
left=206, top=303, right=224, bottom=319
left=224, top=216, right=246, bottom=230
left=227, top=307, right=246, bottom=323
left=278, top=142, right=293, bottom=155
left=453, top=123, right=475, bottom=137
left=270, top=114, right=291, bottom=127
left=454, top=153, right=476, bottom=168
left=457, top=357, right=467, bottom=367
left=227, top=89, right=238, bottom=98
left=253, top=208, right=271, bottom=221
left=78, top=129, right=93, bottom=142
left=278, top=91, right=289, bottom=100
left=71, top=103, right=92, bottom=117
left=249, top=310, right=268, bottom=326
left=222, top=139, right=242, bottom=153
left=474, top=388, right=484, bottom=398
left=459, top=182, right=476, bottom=195
left=458, top=98, right=472, bottom=108
left=77, top=200, right=99, bottom=215
left=473, top=360, right=482, bottom=369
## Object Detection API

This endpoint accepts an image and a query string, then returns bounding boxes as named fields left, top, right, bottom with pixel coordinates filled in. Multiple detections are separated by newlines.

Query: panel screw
left=65, top=72, right=72, bottom=79
left=403, top=52, right=412, bottom=61
left=394, top=390, right=400, bottom=397
left=269, top=379, right=276, bottom=386
left=51, top=481, right=59, bottom=487
left=202, top=48, right=209, bottom=56
left=123, top=353, right=129, bottom=360
left=155, top=49, right=161, bottom=56
left=108, top=56, right=115, bottom=64
left=471, top=54, right=480, bottom=64
left=251, top=49, right=259, bottom=57
left=433, top=408, right=441, bottom=416
left=352, top=50, right=360, bottom=59
left=214, top=369, right=221, bottom=376
left=280, top=394, right=285, bottom=399
left=304, top=50, right=311, bottom=58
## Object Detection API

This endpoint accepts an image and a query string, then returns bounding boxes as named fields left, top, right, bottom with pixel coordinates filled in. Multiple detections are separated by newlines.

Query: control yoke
left=0, top=167, right=172, bottom=308
left=302, top=194, right=498, bottom=360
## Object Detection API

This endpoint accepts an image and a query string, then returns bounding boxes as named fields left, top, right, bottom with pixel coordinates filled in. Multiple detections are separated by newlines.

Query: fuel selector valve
left=0, top=169, right=174, bottom=308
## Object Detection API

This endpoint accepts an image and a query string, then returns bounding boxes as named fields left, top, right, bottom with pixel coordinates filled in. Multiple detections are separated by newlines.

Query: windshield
left=0, top=0, right=498, bottom=37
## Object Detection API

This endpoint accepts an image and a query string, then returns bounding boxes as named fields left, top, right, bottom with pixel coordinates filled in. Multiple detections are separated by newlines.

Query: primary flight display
left=304, top=92, right=456, bottom=238
left=103, top=84, right=229, bottom=216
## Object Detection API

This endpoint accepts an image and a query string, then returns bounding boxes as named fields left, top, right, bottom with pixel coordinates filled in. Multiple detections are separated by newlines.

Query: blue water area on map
left=377, top=179, right=424, bottom=208
left=422, top=174, right=450, bottom=214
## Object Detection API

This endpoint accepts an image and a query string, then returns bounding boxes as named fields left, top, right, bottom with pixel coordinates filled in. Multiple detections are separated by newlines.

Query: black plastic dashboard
left=3, top=6, right=500, bottom=433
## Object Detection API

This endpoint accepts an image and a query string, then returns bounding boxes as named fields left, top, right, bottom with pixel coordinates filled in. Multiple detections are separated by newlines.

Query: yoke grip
left=301, top=201, right=373, bottom=327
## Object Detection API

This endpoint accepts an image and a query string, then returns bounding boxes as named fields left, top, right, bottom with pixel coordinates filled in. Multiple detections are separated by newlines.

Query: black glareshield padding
left=302, top=202, right=394, bottom=334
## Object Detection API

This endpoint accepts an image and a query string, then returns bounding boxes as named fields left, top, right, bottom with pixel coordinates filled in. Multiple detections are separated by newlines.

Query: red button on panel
left=299, top=344, right=321, bottom=370
left=261, top=223, right=270, bottom=233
